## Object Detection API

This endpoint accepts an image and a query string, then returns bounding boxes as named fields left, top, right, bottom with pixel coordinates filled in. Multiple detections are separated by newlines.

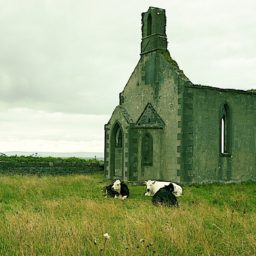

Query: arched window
left=220, top=104, right=231, bottom=154
left=147, top=14, right=152, bottom=36
left=110, top=122, right=123, bottom=178
left=142, top=133, right=153, bottom=166
left=115, top=126, right=123, bottom=148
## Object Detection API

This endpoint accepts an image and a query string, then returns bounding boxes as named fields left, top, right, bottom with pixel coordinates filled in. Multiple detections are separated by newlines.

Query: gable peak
left=136, top=103, right=165, bottom=128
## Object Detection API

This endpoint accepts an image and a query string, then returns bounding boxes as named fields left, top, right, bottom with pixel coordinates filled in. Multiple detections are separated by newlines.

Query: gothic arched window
left=142, top=133, right=153, bottom=166
left=147, top=14, right=152, bottom=36
left=220, top=104, right=231, bottom=155
left=115, top=126, right=123, bottom=148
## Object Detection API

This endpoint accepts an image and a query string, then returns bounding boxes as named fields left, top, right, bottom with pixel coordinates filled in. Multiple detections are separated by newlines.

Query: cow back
left=152, top=186, right=178, bottom=207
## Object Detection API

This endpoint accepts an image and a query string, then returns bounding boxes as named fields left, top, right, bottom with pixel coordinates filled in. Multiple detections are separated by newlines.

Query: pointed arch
left=111, top=122, right=123, bottom=147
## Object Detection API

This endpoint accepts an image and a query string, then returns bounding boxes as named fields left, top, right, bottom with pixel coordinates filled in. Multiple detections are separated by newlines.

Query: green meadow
left=0, top=173, right=255, bottom=255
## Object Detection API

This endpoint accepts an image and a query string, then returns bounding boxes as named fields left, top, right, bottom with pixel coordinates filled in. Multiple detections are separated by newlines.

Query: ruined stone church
left=104, top=7, right=256, bottom=183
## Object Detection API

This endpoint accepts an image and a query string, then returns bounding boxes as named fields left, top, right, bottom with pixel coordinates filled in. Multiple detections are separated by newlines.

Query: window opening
left=220, top=104, right=230, bottom=155
left=115, top=127, right=123, bottom=148
left=147, top=14, right=152, bottom=36
left=221, top=117, right=225, bottom=154
left=142, top=133, right=153, bottom=166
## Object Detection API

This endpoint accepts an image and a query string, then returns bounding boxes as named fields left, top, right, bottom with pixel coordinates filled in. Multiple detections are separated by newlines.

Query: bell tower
left=141, top=7, right=168, bottom=55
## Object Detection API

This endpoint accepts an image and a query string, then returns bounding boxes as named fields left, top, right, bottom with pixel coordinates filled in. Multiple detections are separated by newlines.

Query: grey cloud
left=0, top=0, right=255, bottom=116
left=0, top=0, right=255, bottom=153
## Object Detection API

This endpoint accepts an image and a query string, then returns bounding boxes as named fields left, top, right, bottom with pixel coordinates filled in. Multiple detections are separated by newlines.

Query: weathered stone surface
left=104, top=7, right=256, bottom=183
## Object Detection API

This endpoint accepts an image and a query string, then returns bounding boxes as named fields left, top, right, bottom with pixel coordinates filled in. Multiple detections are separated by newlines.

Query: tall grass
left=0, top=174, right=255, bottom=255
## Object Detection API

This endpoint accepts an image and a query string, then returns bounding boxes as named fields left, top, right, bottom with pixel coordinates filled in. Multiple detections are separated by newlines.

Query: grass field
left=0, top=173, right=255, bottom=255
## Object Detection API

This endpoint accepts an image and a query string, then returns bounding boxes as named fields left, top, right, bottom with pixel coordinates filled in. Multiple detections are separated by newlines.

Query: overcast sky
left=0, top=0, right=255, bottom=154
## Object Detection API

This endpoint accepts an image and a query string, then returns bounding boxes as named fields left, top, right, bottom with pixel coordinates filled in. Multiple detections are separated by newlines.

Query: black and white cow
left=112, top=180, right=129, bottom=200
left=151, top=183, right=179, bottom=207
left=104, top=183, right=119, bottom=198
left=145, top=180, right=183, bottom=197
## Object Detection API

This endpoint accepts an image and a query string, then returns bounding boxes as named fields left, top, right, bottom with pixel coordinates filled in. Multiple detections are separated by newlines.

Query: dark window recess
left=142, top=133, right=153, bottom=166
left=220, top=104, right=231, bottom=155
left=115, top=127, right=123, bottom=148
left=147, top=14, right=152, bottom=36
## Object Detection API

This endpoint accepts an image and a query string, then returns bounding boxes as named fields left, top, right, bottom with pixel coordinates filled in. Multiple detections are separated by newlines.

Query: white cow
left=145, top=180, right=183, bottom=197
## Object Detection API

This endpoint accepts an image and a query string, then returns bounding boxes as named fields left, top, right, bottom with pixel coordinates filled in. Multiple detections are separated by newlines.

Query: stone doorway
left=111, top=123, right=123, bottom=178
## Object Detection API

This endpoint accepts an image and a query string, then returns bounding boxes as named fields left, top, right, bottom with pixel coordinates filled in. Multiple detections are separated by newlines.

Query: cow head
left=144, top=180, right=156, bottom=196
left=112, top=179, right=121, bottom=194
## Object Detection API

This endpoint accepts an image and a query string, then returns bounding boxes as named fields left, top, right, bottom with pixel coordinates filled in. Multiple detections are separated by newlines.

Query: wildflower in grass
left=103, top=233, right=110, bottom=240
left=94, top=239, right=97, bottom=245
left=100, top=233, right=110, bottom=255
left=140, top=239, right=145, bottom=243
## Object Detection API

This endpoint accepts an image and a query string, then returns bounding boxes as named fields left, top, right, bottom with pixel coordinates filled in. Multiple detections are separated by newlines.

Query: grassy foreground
left=0, top=173, right=255, bottom=256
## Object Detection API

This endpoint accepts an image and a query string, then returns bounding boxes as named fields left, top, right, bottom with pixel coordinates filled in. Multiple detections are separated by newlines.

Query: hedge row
left=0, top=155, right=104, bottom=175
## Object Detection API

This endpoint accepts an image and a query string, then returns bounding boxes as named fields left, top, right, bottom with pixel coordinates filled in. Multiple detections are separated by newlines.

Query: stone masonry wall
left=187, top=85, right=256, bottom=183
